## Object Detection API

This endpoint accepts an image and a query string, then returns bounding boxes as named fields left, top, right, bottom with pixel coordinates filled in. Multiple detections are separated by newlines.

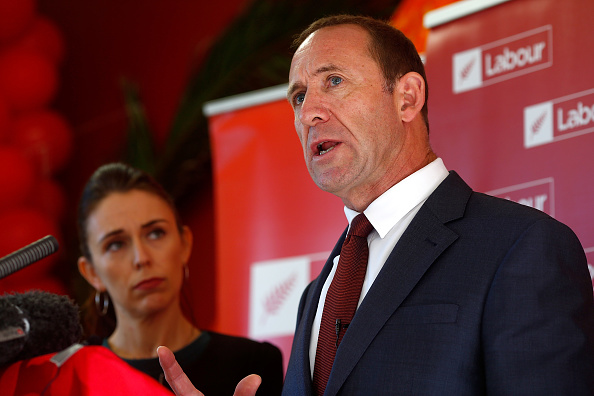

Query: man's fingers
left=157, top=346, right=204, bottom=396
left=234, top=374, right=262, bottom=396
left=158, top=346, right=262, bottom=396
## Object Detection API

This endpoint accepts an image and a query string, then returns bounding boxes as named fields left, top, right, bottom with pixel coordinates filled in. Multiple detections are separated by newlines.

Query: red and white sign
left=453, top=25, right=552, bottom=93
left=487, top=177, right=554, bottom=216
left=524, top=88, right=594, bottom=148
left=204, top=87, right=345, bottom=371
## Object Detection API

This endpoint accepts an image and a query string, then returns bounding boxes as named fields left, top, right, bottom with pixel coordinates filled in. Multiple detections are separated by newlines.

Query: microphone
left=0, top=290, right=82, bottom=365
left=0, top=297, right=29, bottom=364
left=0, top=235, right=59, bottom=280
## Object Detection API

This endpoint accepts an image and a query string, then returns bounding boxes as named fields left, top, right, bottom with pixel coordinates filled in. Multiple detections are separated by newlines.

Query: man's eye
left=294, top=93, right=305, bottom=106
left=329, top=76, right=342, bottom=86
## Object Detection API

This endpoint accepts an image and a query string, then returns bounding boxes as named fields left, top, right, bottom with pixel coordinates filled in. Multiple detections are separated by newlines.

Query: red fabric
left=0, top=345, right=172, bottom=395
left=313, top=214, right=374, bottom=395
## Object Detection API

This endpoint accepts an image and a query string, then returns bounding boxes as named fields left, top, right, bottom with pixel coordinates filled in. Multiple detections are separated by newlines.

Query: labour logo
left=524, top=88, right=594, bottom=148
left=453, top=25, right=552, bottom=94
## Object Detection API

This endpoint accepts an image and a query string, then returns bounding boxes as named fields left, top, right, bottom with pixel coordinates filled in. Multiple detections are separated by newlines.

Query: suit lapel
left=324, top=172, right=472, bottom=395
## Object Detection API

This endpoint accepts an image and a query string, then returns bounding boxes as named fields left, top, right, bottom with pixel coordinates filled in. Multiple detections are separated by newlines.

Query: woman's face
left=78, top=189, right=192, bottom=320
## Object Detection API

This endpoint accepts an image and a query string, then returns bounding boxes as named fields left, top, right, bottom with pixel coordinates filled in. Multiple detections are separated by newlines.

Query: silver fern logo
left=524, top=102, right=553, bottom=148
left=249, top=255, right=310, bottom=338
left=261, top=272, right=298, bottom=325
left=453, top=48, right=482, bottom=93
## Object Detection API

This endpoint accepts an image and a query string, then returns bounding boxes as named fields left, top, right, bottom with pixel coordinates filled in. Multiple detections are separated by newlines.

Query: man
left=160, top=15, right=594, bottom=395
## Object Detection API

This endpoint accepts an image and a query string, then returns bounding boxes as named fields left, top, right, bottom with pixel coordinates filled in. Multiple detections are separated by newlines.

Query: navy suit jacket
left=282, top=171, right=594, bottom=395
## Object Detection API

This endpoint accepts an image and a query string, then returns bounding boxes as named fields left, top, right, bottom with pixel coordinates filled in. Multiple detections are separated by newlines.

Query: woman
left=77, top=163, right=283, bottom=395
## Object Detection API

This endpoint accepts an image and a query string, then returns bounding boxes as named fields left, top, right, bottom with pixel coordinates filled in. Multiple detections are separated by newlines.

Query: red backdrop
left=205, top=88, right=345, bottom=371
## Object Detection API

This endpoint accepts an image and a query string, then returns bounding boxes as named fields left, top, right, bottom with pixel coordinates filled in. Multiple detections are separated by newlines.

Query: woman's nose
left=133, top=241, right=150, bottom=269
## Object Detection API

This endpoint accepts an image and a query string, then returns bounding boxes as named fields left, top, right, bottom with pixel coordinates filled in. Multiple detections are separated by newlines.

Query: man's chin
left=313, top=176, right=346, bottom=196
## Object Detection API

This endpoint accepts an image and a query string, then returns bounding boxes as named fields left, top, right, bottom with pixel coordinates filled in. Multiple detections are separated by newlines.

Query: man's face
left=287, top=24, right=406, bottom=210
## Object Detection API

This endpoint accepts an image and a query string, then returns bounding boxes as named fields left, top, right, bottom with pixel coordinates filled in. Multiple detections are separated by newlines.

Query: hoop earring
left=184, top=264, right=190, bottom=281
left=94, top=290, right=109, bottom=316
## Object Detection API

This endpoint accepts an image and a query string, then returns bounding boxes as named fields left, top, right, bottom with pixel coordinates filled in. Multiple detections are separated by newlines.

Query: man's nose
left=299, top=91, right=329, bottom=126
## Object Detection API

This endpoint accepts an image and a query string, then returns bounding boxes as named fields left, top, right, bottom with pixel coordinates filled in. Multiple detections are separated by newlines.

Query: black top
left=102, top=331, right=283, bottom=395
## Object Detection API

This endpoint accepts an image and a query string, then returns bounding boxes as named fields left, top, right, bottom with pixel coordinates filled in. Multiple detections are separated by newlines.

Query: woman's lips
left=134, top=277, right=164, bottom=290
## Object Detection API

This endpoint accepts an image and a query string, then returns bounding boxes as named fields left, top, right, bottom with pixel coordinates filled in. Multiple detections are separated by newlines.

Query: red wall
left=34, top=1, right=249, bottom=328
left=38, top=1, right=248, bottom=191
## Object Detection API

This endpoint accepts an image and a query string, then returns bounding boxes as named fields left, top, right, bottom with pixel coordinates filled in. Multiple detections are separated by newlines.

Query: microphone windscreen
left=2, top=290, right=82, bottom=364
left=0, top=298, right=28, bottom=365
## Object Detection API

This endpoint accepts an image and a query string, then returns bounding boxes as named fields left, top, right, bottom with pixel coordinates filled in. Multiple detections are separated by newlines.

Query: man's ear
left=396, top=72, right=425, bottom=123
left=78, top=256, right=105, bottom=291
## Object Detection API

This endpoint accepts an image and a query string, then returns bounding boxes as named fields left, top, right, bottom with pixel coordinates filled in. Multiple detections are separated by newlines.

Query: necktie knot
left=348, top=213, right=374, bottom=238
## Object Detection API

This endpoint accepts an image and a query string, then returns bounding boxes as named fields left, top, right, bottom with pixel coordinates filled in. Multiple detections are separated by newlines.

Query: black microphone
left=0, top=235, right=59, bottom=280
left=0, top=290, right=82, bottom=365
left=0, top=297, right=29, bottom=364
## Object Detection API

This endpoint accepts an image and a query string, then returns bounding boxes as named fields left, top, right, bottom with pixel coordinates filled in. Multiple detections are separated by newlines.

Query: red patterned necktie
left=313, top=213, right=374, bottom=396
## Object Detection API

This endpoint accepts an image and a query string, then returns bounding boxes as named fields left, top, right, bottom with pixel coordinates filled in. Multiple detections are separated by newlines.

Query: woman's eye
left=106, top=241, right=123, bottom=252
left=329, top=76, right=342, bottom=86
left=148, top=229, right=165, bottom=240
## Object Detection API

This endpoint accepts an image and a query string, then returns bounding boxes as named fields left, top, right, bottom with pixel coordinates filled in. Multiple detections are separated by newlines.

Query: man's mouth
left=316, top=141, right=338, bottom=155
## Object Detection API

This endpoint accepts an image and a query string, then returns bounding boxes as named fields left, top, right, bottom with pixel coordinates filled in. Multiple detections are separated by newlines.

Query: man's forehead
left=296, top=24, right=369, bottom=54
left=289, top=25, right=370, bottom=75
left=287, top=25, right=372, bottom=91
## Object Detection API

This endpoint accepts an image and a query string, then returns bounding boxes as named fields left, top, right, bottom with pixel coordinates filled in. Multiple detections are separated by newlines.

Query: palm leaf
left=124, top=0, right=400, bottom=202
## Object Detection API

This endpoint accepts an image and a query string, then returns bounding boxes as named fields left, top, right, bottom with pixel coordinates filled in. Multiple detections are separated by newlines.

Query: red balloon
left=26, top=177, right=66, bottom=221
left=0, top=145, right=36, bottom=208
left=0, top=93, right=10, bottom=142
left=10, top=110, right=73, bottom=174
left=5, top=16, right=66, bottom=64
left=0, top=207, right=61, bottom=282
left=0, top=0, right=36, bottom=43
left=0, top=48, right=58, bottom=111
left=0, top=275, right=69, bottom=296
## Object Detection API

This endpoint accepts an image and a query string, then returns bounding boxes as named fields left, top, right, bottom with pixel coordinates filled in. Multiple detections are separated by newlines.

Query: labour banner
left=204, top=87, right=346, bottom=370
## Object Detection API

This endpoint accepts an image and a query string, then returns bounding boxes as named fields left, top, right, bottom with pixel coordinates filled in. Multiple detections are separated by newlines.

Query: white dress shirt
left=309, top=158, right=449, bottom=376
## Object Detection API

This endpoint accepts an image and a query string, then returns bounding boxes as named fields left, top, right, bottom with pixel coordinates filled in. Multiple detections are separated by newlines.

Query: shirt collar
left=344, top=158, right=449, bottom=238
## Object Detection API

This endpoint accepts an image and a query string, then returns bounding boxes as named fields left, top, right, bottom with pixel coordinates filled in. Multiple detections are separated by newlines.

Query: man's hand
left=158, top=346, right=204, bottom=396
left=157, top=346, right=262, bottom=396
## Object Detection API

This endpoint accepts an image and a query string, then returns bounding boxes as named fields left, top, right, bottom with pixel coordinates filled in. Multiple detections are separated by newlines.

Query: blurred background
left=0, top=0, right=453, bottom=329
